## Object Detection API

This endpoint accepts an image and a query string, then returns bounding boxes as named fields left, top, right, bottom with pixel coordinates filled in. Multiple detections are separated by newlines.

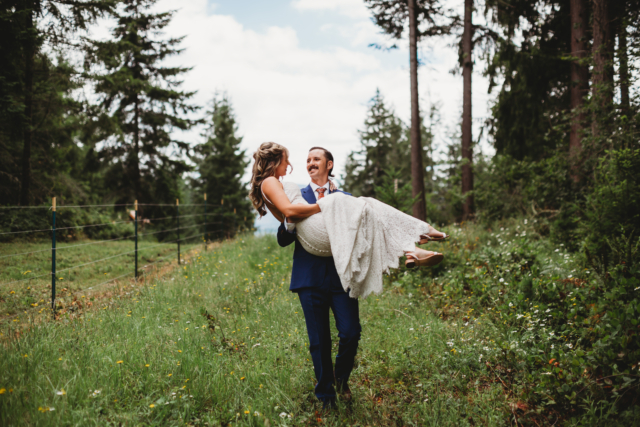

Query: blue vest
left=276, top=184, right=351, bottom=292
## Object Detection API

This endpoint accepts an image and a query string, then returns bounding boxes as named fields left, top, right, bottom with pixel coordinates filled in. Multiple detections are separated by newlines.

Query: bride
left=250, top=142, right=448, bottom=298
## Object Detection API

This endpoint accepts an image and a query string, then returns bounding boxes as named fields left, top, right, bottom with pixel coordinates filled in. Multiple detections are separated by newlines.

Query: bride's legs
left=404, top=246, right=443, bottom=268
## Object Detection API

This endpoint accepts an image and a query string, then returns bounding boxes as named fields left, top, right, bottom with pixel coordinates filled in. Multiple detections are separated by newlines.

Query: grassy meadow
left=0, top=236, right=204, bottom=319
left=0, top=222, right=637, bottom=426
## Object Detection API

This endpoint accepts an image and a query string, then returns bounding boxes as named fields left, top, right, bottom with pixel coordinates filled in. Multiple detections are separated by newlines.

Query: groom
left=277, top=147, right=361, bottom=408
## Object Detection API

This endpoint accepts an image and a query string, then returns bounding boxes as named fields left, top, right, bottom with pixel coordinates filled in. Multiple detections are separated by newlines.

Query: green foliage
left=474, top=153, right=573, bottom=224
left=191, top=95, right=254, bottom=239
left=84, top=0, right=199, bottom=205
left=372, top=167, right=418, bottom=214
left=0, top=0, right=115, bottom=206
left=400, top=220, right=640, bottom=423
left=343, top=89, right=410, bottom=197
left=0, top=51, right=90, bottom=205
left=485, top=0, right=571, bottom=161
left=582, top=149, right=640, bottom=270
left=343, top=89, right=437, bottom=216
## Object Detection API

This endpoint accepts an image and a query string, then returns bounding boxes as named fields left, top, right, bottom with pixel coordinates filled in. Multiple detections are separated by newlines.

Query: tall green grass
left=3, top=223, right=633, bottom=426
left=1, top=233, right=516, bottom=426
left=1, top=237, right=203, bottom=318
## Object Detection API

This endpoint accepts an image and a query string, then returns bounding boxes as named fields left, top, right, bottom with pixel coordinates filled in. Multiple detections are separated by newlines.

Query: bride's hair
left=249, top=142, right=290, bottom=217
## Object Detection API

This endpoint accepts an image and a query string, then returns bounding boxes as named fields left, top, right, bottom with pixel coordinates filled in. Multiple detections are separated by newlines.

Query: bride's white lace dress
left=283, top=181, right=431, bottom=299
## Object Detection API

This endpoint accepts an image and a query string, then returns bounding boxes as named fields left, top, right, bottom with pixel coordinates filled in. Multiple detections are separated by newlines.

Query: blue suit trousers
left=296, top=276, right=361, bottom=403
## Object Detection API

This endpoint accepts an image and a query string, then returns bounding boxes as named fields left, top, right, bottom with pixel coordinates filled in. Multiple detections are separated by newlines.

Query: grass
left=0, top=223, right=637, bottom=426
left=0, top=234, right=204, bottom=319
left=0, top=231, right=513, bottom=426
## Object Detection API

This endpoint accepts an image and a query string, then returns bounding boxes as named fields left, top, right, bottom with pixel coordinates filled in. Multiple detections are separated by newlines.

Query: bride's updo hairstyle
left=249, top=142, right=290, bottom=217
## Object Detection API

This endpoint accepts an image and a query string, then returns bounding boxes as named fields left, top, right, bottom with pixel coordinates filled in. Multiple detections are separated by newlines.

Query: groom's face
left=307, top=149, right=333, bottom=182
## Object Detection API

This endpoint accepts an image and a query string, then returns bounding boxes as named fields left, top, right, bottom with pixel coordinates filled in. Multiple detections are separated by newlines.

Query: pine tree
left=343, top=90, right=409, bottom=197
left=0, top=22, right=89, bottom=206
left=0, top=0, right=114, bottom=205
left=85, top=0, right=198, bottom=207
left=191, top=95, right=253, bottom=240
left=373, top=167, right=418, bottom=214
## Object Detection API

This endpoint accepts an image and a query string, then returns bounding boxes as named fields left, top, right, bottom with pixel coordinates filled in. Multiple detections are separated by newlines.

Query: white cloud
left=291, top=0, right=371, bottom=19
left=91, top=0, right=493, bottom=187
left=157, top=0, right=407, bottom=184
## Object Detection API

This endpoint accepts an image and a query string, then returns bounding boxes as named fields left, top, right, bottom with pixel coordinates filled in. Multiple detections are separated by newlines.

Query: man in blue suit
left=277, top=147, right=361, bottom=408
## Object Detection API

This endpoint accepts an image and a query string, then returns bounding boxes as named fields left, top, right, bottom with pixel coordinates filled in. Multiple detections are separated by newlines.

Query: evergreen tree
left=0, top=49, right=88, bottom=206
left=373, top=167, right=418, bottom=214
left=343, top=89, right=410, bottom=197
left=365, top=0, right=450, bottom=221
left=84, top=0, right=198, bottom=208
left=0, top=0, right=114, bottom=205
left=191, top=95, right=253, bottom=240
left=485, top=0, right=572, bottom=161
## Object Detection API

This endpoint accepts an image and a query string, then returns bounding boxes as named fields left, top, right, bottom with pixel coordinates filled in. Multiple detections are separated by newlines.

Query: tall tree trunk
left=618, top=21, right=630, bottom=113
left=569, top=0, right=588, bottom=181
left=591, top=0, right=613, bottom=137
left=461, top=0, right=474, bottom=221
left=408, top=0, right=427, bottom=221
left=20, top=5, right=35, bottom=206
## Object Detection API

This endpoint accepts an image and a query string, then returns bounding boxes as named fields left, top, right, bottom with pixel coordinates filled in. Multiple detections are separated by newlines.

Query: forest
left=1, top=0, right=640, bottom=425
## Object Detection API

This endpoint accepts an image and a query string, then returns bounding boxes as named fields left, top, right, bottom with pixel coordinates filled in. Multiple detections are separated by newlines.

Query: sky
left=91, top=0, right=496, bottom=231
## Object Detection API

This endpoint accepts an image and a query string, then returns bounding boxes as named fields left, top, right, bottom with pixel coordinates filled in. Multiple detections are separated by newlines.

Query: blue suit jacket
left=277, top=184, right=351, bottom=292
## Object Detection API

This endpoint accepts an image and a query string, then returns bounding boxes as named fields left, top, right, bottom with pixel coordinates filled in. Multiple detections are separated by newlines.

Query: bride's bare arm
left=262, top=177, right=320, bottom=220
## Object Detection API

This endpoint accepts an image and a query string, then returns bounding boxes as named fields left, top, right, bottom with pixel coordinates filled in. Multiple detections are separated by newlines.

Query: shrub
left=582, top=148, right=640, bottom=270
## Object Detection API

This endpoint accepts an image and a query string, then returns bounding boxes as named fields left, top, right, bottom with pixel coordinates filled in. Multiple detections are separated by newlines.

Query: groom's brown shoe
left=334, top=371, right=352, bottom=402
left=338, top=383, right=352, bottom=402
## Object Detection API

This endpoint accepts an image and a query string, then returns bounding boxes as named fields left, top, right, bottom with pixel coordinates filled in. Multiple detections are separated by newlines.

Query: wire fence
left=0, top=196, right=247, bottom=320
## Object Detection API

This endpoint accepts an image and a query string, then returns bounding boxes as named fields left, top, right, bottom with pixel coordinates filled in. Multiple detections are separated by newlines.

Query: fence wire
left=0, top=197, right=243, bottom=324
left=0, top=213, right=225, bottom=236
left=0, top=238, right=208, bottom=324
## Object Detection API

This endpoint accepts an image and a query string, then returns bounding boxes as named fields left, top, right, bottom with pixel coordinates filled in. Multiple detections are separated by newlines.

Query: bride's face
left=274, top=153, right=291, bottom=179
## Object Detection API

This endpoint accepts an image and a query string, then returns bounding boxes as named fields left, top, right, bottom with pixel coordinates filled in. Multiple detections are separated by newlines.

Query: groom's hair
left=309, top=146, right=334, bottom=178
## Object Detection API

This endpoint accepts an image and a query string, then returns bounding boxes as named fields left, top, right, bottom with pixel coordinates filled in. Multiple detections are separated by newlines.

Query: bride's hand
left=329, top=180, right=338, bottom=192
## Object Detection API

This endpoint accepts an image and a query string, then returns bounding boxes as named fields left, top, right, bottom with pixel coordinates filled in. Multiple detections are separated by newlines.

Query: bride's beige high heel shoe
left=418, top=226, right=449, bottom=244
left=405, top=248, right=444, bottom=268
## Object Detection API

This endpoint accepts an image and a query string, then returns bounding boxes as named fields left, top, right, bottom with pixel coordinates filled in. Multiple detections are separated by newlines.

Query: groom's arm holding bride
left=276, top=180, right=344, bottom=249
left=277, top=221, right=296, bottom=248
